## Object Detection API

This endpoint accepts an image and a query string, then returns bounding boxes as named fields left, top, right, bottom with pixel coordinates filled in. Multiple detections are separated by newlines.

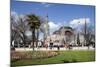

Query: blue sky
left=11, top=0, right=95, bottom=23
left=11, top=0, right=95, bottom=38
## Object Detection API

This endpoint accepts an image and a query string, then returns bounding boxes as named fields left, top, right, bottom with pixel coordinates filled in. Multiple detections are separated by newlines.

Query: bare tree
left=81, top=22, right=95, bottom=48
left=11, top=14, right=29, bottom=47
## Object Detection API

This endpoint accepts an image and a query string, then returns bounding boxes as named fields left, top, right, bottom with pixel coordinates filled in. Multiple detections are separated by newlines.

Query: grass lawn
left=11, top=50, right=95, bottom=66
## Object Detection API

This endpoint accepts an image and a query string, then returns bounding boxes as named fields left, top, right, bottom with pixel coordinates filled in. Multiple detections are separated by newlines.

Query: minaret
left=84, top=19, right=87, bottom=46
left=76, top=21, right=80, bottom=46
left=61, top=24, right=65, bottom=36
left=46, top=14, right=50, bottom=36
left=43, top=14, right=50, bottom=42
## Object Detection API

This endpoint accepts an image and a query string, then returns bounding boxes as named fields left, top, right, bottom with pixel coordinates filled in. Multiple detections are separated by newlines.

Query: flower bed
left=11, top=51, right=58, bottom=62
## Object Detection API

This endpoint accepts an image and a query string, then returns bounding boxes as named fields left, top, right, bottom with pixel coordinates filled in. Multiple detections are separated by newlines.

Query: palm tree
left=27, top=14, right=41, bottom=50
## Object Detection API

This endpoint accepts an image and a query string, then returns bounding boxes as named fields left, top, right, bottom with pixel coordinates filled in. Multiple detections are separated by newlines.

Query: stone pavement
left=15, top=46, right=95, bottom=51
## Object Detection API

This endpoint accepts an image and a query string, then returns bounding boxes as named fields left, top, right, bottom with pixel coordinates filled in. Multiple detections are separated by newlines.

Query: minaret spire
left=46, top=13, right=49, bottom=36
left=84, top=19, right=87, bottom=46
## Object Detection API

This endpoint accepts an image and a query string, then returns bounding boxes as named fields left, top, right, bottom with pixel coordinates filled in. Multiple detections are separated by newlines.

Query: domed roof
left=59, top=26, right=73, bottom=30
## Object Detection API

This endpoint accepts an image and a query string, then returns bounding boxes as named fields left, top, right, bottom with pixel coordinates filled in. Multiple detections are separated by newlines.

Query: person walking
left=50, top=40, right=53, bottom=50
left=57, top=41, right=60, bottom=50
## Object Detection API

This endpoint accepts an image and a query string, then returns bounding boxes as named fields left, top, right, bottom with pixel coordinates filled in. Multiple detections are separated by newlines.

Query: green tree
left=77, top=33, right=80, bottom=46
left=27, top=14, right=41, bottom=50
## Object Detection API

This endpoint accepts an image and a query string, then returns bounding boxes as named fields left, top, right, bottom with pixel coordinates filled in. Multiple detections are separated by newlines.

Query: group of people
left=43, top=40, right=71, bottom=50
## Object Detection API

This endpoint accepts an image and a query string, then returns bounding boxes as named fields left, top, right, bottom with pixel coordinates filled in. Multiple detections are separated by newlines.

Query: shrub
left=11, top=51, right=58, bottom=61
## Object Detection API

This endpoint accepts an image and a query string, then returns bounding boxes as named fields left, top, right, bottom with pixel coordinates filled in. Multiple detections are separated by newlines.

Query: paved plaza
left=15, top=46, right=95, bottom=51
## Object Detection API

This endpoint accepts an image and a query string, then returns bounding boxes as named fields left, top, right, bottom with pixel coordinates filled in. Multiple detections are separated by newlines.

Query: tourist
left=50, top=40, right=53, bottom=50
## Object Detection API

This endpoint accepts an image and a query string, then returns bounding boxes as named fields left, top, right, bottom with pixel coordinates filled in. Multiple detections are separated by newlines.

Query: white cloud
left=11, top=11, right=19, bottom=23
left=49, top=21, right=59, bottom=29
left=48, top=21, right=61, bottom=34
left=69, top=18, right=90, bottom=28
left=39, top=21, right=61, bottom=39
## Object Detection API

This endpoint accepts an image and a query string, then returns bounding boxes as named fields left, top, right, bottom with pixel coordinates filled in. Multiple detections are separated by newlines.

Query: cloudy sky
left=11, top=0, right=95, bottom=39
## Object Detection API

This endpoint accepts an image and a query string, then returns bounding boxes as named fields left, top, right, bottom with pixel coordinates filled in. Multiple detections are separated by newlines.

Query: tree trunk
left=32, top=28, right=35, bottom=51
left=23, top=33, right=26, bottom=48
left=19, top=32, right=26, bottom=48
left=36, top=29, right=39, bottom=48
